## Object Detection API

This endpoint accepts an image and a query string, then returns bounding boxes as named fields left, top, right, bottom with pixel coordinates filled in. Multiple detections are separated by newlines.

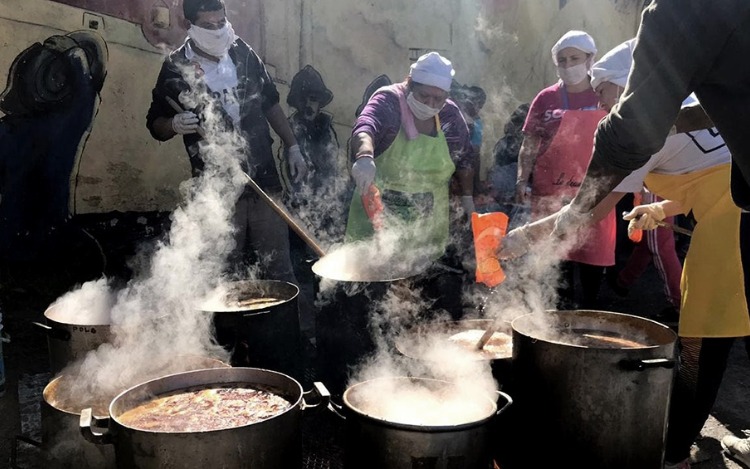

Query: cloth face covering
left=557, top=62, right=589, bottom=86
left=407, top=92, right=442, bottom=121
left=188, top=22, right=236, bottom=57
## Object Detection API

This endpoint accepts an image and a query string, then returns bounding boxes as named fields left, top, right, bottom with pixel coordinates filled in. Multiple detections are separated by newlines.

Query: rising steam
left=50, top=60, right=256, bottom=407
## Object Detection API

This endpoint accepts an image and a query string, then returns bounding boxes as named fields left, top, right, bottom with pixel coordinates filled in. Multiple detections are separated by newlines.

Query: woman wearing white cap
left=514, top=30, right=615, bottom=309
left=346, top=52, right=474, bottom=262
left=501, top=38, right=750, bottom=469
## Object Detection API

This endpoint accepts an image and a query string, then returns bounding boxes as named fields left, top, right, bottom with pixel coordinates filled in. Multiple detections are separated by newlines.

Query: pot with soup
left=80, top=367, right=329, bottom=469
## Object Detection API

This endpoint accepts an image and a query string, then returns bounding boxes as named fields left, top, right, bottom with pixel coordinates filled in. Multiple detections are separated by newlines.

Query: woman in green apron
left=347, top=52, right=475, bottom=264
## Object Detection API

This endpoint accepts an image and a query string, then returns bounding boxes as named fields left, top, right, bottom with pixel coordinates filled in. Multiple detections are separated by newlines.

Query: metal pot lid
left=312, top=241, right=433, bottom=283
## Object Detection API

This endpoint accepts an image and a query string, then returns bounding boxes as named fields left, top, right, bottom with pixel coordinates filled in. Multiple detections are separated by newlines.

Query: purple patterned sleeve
left=350, top=93, right=473, bottom=169
left=351, top=91, right=401, bottom=160
left=439, top=100, right=474, bottom=170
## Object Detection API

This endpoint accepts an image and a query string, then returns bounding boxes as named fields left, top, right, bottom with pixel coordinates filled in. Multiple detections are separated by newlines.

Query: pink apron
left=530, top=109, right=615, bottom=266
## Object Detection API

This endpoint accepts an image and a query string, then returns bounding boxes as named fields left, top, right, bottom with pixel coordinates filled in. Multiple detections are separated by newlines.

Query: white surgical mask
left=188, top=22, right=236, bottom=58
left=557, top=62, right=589, bottom=86
left=406, top=92, right=442, bottom=121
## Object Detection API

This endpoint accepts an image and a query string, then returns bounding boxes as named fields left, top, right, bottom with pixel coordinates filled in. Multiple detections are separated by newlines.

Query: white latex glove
left=497, top=224, right=531, bottom=260
left=623, top=202, right=667, bottom=238
left=460, top=195, right=476, bottom=216
left=351, top=157, right=376, bottom=192
left=287, top=144, right=308, bottom=184
left=171, top=111, right=200, bottom=135
left=551, top=203, right=592, bottom=241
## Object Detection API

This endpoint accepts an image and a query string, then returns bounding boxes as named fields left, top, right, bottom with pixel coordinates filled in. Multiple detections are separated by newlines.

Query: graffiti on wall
left=50, top=0, right=263, bottom=53
left=282, top=65, right=347, bottom=243
left=0, top=30, right=107, bottom=274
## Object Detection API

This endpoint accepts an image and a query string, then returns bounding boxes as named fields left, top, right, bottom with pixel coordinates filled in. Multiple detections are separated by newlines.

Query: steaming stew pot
left=312, top=241, right=435, bottom=398
left=396, top=318, right=513, bottom=361
left=35, top=303, right=113, bottom=375
left=200, top=280, right=303, bottom=380
left=332, top=376, right=512, bottom=469
left=81, top=367, right=329, bottom=469
left=508, top=310, right=677, bottom=468
left=394, top=318, right=514, bottom=385
left=42, top=356, right=228, bottom=469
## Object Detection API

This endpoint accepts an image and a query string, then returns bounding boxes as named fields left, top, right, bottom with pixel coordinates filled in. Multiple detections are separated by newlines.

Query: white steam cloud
left=48, top=61, right=259, bottom=410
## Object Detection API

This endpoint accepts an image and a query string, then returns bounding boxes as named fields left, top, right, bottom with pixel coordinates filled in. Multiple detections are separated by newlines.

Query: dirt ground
left=0, top=216, right=749, bottom=468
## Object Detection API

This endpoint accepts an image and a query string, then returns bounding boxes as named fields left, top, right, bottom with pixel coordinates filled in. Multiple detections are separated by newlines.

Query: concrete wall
left=0, top=0, right=645, bottom=213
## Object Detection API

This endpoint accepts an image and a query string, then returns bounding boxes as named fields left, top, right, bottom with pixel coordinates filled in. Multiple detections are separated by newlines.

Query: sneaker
left=722, top=434, right=750, bottom=467
left=664, top=458, right=690, bottom=469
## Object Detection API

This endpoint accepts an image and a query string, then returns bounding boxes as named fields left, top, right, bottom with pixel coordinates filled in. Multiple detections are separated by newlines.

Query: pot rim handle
left=30, top=321, right=71, bottom=341
left=619, top=357, right=676, bottom=372
left=79, top=408, right=114, bottom=445
left=301, top=381, right=331, bottom=410
left=494, top=390, right=513, bottom=416
left=327, top=399, right=346, bottom=420
left=242, top=310, right=272, bottom=318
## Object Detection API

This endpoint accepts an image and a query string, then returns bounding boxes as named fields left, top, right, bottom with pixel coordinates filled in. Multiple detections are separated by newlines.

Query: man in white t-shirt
left=146, top=0, right=316, bottom=337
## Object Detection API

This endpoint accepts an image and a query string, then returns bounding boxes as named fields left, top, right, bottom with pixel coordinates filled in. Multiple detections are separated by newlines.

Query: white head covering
left=409, top=52, right=455, bottom=92
left=551, top=30, right=597, bottom=64
left=590, top=39, right=637, bottom=90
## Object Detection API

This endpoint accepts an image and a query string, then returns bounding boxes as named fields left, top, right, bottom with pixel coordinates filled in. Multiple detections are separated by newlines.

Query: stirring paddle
left=475, top=317, right=503, bottom=350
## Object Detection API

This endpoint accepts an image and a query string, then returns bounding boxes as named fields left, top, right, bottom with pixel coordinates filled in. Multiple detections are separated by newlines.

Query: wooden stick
left=475, top=317, right=502, bottom=350
left=241, top=172, right=327, bottom=258
left=166, top=95, right=326, bottom=257
left=655, top=220, right=693, bottom=237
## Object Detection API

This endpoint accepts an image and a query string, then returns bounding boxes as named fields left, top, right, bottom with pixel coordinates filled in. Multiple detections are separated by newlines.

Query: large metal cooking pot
left=311, top=243, right=433, bottom=399
left=81, top=367, right=329, bottom=469
left=394, top=318, right=514, bottom=386
left=330, top=376, right=512, bottom=469
left=42, top=356, right=228, bottom=469
left=200, top=280, right=303, bottom=381
left=508, top=310, right=677, bottom=469
left=34, top=304, right=112, bottom=375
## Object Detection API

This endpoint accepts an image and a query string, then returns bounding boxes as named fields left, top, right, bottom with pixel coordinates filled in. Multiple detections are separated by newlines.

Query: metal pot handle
left=242, top=310, right=272, bottom=318
left=327, top=400, right=346, bottom=420
left=79, top=408, right=114, bottom=445
left=494, top=390, right=514, bottom=416
left=301, top=381, right=331, bottom=410
left=31, top=321, right=71, bottom=341
left=618, top=358, right=676, bottom=372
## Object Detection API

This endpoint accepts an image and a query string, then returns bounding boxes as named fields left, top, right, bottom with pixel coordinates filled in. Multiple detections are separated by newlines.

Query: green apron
left=345, top=124, right=456, bottom=261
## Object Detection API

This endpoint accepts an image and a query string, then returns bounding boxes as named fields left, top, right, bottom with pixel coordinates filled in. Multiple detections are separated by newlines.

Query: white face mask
left=188, top=22, right=235, bottom=58
left=406, top=92, right=442, bottom=121
left=557, top=62, right=589, bottom=86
